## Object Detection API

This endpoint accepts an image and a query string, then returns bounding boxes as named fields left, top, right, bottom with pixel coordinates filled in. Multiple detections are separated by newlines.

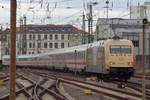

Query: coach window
left=55, top=34, right=58, bottom=40
left=44, top=42, right=47, bottom=48
left=55, top=43, right=58, bottom=48
left=49, top=43, right=53, bottom=48
left=82, top=52, right=85, bottom=59
left=81, top=52, right=82, bottom=58
left=78, top=52, right=81, bottom=59
left=67, top=53, right=70, bottom=59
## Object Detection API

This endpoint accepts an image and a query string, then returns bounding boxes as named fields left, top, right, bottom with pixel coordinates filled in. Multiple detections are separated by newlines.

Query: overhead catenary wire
left=52, top=9, right=83, bottom=24
left=0, top=0, right=149, bottom=28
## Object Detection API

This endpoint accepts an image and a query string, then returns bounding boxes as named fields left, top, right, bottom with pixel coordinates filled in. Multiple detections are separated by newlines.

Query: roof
left=97, top=18, right=143, bottom=25
left=22, top=24, right=83, bottom=34
left=1, top=24, right=89, bottom=35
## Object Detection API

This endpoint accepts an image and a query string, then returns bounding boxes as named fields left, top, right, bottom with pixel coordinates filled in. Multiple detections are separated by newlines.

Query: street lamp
left=106, top=0, right=109, bottom=19
left=142, top=18, right=148, bottom=100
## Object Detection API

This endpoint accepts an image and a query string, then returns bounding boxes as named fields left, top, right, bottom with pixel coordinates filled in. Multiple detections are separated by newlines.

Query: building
left=96, top=18, right=150, bottom=68
left=1, top=24, right=85, bottom=55
left=0, top=29, right=9, bottom=56
left=130, top=2, right=150, bottom=20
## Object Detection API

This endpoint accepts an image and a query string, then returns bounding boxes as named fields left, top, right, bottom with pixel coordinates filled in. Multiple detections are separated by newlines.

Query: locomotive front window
left=121, top=46, right=131, bottom=53
left=110, top=45, right=131, bottom=54
left=110, top=46, right=120, bottom=53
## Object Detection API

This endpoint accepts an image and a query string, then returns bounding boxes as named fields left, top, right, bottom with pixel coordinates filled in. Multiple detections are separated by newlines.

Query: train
left=2, top=38, right=135, bottom=81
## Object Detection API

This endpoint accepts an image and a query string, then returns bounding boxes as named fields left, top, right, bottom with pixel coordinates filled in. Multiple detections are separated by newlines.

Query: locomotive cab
left=105, top=39, right=135, bottom=80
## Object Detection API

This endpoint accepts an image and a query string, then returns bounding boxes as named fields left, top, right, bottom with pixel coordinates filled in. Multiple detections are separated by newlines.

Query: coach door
left=86, top=45, right=100, bottom=73
left=97, top=47, right=105, bottom=73
left=86, top=46, right=92, bottom=67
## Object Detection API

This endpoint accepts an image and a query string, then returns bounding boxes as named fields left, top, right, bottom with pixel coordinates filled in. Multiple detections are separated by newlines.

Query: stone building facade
left=0, top=24, right=85, bottom=55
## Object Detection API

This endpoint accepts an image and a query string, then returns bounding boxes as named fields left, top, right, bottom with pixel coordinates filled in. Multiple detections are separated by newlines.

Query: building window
left=38, top=34, right=41, bottom=40
left=68, top=35, right=70, bottom=40
left=132, top=40, right=139, bottom=47
left=61, top=35, right=64, bottom=40
left=29, top=35, right=32, bottom=40
left=55, top=34, right=58, bottom=40
left=44, top=42, right=47, bottom=48
left=38, top=43, right=41, bottom=48
left=29, top=42, right=32, bottom=48
left=49, top=34, right=53, bottom=40
left=61, top=43, right=64, bottom=48
left=49, top=43, right=53, bottom=48
left=33, top=34, right=35, bottom=40
left=44, top=34, right=47, bottom=40
left=55, top=43, right=58, bottom=48
left=33, top=42, right=35, bottom=48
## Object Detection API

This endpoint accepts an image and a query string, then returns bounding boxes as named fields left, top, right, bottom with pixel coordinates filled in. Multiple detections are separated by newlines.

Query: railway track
left=0, top=71, right=68, bottom=100
left=60, top=78, right=149, bottom=100
left=1, top=68, right=150, bottom=100
left=126, top=73, right=150, bottom=98
left=0, top=71, right=9, bottom=81
left=134, top=74, right=150, bottom=80
left=0, top=73, right=35, bottom=100
left=126, top=80, right=150, bottom=98
left=18, top=72, right=68, bottom=100
left=32, top=70, right=146, bottom=100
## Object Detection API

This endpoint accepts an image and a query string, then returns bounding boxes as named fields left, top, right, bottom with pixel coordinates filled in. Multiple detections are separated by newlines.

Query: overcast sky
left=0, top=0, right=148, bottom=30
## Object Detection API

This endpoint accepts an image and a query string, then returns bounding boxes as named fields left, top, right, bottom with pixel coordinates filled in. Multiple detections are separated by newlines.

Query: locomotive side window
left=110, top=45, right=131, bottom=54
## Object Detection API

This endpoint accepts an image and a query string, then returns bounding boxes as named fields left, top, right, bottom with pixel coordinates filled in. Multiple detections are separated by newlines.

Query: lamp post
left=106, top=0, right=109, bottom=19
left=142, top=18, right=148, bottom=100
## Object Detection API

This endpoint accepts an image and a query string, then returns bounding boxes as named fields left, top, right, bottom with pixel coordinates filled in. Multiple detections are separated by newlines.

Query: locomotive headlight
left=109, top=62, right=115, bottom=65
left=128, top=62, right=133, bottom=65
